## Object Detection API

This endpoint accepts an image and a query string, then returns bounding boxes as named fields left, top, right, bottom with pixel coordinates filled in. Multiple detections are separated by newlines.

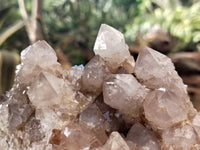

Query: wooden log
left=169, top=52, right=200, bottom=75
left=0, top=51, right=20, bottom=96
left=182, top=75, right=200, bottom=88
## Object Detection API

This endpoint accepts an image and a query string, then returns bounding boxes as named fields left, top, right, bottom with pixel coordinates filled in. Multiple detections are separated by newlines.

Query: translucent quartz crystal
left=120, top=56, right=135, bottom=74
left=0, top=40, right=98, bottom=150
left=167, top=83, right=196, bottom=117
left=93, top=24, right=134, bottom=72
left=162, top=124, right=198, bottom=150
left=17, top=41, right=58, bottom=84
left=79, top=104, right=109, bottom=144
left=190, top=113, right=200, bottom=139
left=24, top=117, right=44, bottom=143
left=49, top=123, right=101, bottom=150
left=191, top=112, right=200, bottom=126
left=65, top=66, right=84, bottom=90
left=27, top=71, right=64, bottom=108
left=0, top=105, right=9, bottom=150
left=126, top=123, right=160, bottom=150
left=21, top=41, right=57, bottom=66
left=95, top=132, right=130, bottom=150
left=95, top=94, right=127, bottom=132
left=81, top=55, right=110, bottom=94
left=143, top=90, right=188, bottom=130
left=79, top=103, right=109, bottom=130
left=24, top=42, right=96, bottom=118
left=8, top=102, right=34, bottom=129
left=134, top=47, right=182, bottom=89
left=27, top=70, right=93, bottom=118
left=137, top=47, right=196, bottom=129
left=103, top=74, right=148, bottom=119
left=34, top=108, right=67, bottom=143
left=3, top=82, right=34, bottom=131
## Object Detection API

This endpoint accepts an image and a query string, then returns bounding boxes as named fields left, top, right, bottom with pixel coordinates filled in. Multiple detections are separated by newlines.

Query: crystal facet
left=95, top=132, right=130, bottom=150
left=18, top=41, right=58, bottom=84
left=49, top=123, right=101, bottom=150
left=93, top=24, right=134, bottom=72
left=134, top=46, right=176, bottom=89
left=162, top=124, right=198, bottom=150
left=126, top=123, right=160, bottom=150
left=81, top=55, right=110, bottom=94
left=143, top=90, right=188, bottom=129
left=103, top=74, right=148, bottom=119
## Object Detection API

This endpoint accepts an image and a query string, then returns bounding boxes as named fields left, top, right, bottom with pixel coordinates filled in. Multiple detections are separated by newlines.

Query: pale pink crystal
left=49, top=123, right=102, bottom=150
left=95, top=94, right=127, bottom=132
left=79, top=103, right=109, bottom=144
left=95, top=132, right=130, bottom=150
left=18, top=40, right=58, bottom=84
left=81, top=55, right=110, bottom=94
left=93, top=24, right=134, bottom=72
left=126, top=123, right=160, bottom=150
left=143, top=89, right=188, bottom=129
left=27, top=71, right=64, bottom=108
left=134, top=47, right=182, bottom=89
left=162, top=124, right=198, bottom=150
left=103, top=74, right=148, bottom=119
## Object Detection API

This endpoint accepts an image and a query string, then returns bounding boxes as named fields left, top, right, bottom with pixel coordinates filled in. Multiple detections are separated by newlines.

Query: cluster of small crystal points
left=0, top=24, right=200, bottom=150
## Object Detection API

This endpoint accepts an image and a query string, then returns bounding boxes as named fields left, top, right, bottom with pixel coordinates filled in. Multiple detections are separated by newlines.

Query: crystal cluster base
left=0, top=24, right=199, bottom=150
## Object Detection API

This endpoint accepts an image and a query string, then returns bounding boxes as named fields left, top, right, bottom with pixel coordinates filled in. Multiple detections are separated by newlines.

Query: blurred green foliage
left=0, top=0, right=29, bottom=50
left=125, top=0, right=200, bottom=52
left=0, top=0, right=199, bottom=65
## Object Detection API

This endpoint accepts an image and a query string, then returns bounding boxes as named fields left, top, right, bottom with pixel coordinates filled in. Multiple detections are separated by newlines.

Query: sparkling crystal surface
left=103, top=74, right=148, bottom=119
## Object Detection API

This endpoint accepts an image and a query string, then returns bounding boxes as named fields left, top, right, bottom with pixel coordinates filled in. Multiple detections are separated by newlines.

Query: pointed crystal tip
left=93, top=24, right=131, bottom=72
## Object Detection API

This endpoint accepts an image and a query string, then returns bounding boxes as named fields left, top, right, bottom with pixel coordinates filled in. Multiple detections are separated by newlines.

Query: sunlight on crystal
left=64, top=127, right=72, bottom=137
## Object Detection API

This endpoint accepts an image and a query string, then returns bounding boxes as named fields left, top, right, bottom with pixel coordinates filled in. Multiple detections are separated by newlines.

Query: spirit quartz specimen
left=0, top=24, right=200, bottom=150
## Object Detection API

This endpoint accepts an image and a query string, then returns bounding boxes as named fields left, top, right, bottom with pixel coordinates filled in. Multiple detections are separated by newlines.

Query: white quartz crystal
left=134, top=47, right=179, bottom=89
left=162, top=124, right=198, bottom=150
left=95, top=132, right=130, bottom=150
left=143, top=90, right=188, bottom=130
left=18, top=40, right=58, bottom=84
left=94, top=24, right=133, bottom=72
left=126, top=123, right=160, bottom=150
left=103, top=74, right=148, bottom=119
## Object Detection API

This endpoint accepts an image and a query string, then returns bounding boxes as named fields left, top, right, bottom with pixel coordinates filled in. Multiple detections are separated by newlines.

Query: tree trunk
left=18, top=0, right=44, bottom=43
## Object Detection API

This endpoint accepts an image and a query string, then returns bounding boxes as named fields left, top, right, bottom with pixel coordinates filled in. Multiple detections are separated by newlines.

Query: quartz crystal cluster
left=0, top=24, right=200, bottom=150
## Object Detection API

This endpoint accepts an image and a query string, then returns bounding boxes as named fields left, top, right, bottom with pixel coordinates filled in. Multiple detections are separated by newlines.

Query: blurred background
left=0, top=0, right=200, bottom=109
